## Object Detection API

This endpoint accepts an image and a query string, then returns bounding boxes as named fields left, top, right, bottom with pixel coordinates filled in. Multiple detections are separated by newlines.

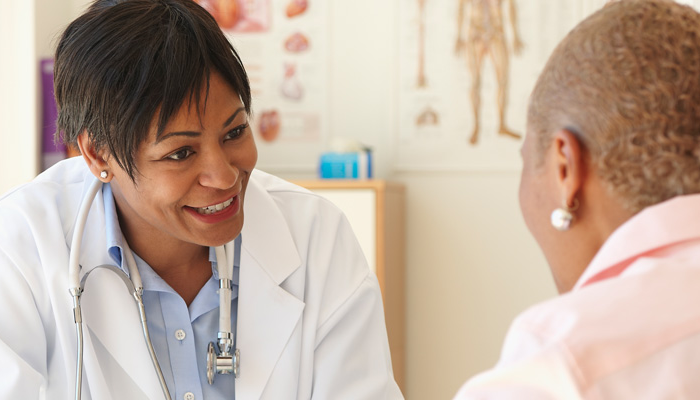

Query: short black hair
left=54, top=0, right=251, bottom=180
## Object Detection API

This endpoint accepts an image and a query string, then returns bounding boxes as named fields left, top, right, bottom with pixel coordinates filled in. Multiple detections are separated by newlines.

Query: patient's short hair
left=54, top=0, right=251, bottom=180
left=528, top=0, right=700, bottom=213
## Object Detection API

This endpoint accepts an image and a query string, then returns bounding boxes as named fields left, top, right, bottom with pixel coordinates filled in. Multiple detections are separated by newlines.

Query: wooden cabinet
left=292, top=180, right=406, bottom=391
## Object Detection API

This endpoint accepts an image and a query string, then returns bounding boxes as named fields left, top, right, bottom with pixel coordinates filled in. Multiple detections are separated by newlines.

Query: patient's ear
left=551, top=129, right=585, bottom=208
left=76, top=131, right=112, bottom=182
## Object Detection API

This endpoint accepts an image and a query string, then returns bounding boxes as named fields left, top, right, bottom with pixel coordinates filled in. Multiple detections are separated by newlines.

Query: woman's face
left=106, top=71, right=257, bottom=249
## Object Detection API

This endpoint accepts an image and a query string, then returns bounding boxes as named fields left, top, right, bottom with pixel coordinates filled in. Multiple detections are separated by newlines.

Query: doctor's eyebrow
left=155, top=107, right=246, bottom=144
left=222, top=107, right=245, bottom=128
left=155, top=130, right=200, bottom=144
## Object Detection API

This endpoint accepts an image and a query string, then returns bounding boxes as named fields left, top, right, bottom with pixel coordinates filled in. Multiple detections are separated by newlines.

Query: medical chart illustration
left=455, top=0, right=523, bottom=145
left=194, top=0, right=272, bottom=32
left=204, top=0, right=327, bottom=171
left=398, top=0, right=607, bottom=171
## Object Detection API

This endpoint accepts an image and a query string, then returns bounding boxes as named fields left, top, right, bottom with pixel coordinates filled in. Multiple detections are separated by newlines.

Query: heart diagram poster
left=196, top=0, right=329, bottom=172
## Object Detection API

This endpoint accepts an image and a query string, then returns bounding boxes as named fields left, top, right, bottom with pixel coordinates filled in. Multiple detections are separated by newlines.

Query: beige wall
left=0, top=0, right=82, bottom=194
left=0, top=1, right=38, bottom=193
left=397, top=172, right=555, bottom=399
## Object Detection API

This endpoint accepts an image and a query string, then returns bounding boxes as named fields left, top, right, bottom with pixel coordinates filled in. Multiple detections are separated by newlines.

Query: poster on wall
left=195, top=0, right=329, bottom=172
left=396, top=0, right=608, bottom=171
left=677, top=0, right=700, bottom=10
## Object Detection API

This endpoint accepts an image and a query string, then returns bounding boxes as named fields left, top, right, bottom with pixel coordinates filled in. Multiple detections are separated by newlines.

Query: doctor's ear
left=76, top=131, right=113, bottom=182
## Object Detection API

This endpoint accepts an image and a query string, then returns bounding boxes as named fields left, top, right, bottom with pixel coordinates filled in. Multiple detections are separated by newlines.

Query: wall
left=397, top=172, right=554, bottom=399
left=0, top=0, right=80, bottom=194
left=0, top=1, right=38, bottom=193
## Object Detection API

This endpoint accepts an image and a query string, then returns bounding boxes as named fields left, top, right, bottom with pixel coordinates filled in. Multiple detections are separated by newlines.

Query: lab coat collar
left=240, top=170, right=302, bottom=284
left=575, top=193, right=700, bottom=290
left=236, top=170, right=305, bottom=398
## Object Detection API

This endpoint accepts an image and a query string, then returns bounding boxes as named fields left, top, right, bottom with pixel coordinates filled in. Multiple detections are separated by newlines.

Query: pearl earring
left=550, top=198, right=579, bottom=231
left=100, top=171, right=108, bottom=179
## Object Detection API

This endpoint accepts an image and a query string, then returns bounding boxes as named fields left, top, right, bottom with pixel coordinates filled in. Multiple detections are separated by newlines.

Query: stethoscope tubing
left=68, top=178, right=171, bottom=399
left=68, top=178, right=102, bottom=400
left=69, top=178, right=102, bottom=290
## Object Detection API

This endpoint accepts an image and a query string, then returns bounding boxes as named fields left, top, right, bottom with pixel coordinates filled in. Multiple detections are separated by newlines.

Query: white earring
left=550, top=198, right=579, bottom=231
left=100, top=170, right=108, bottom=179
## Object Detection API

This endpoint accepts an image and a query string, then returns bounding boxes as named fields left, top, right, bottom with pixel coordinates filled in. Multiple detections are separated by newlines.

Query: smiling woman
left=0, top=1, right=403, bottom=399
left=78, top=71, right=257, bottom=294
left=76, top=71, right=257, bottom=306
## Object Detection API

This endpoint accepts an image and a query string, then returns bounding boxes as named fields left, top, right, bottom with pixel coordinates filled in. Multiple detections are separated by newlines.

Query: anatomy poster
left=197, top=0, right=329, bottom=172
left=397, top=0, right=608, bottom=171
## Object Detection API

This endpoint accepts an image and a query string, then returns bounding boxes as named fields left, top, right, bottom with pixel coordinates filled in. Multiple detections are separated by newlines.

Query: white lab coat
left=0, top=158, right=403, bottom=399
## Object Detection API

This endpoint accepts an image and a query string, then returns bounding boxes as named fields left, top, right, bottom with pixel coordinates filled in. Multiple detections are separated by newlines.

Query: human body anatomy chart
left=455, top=0, right=523, bottom=145
left=397, top=0, right=608, bottom=171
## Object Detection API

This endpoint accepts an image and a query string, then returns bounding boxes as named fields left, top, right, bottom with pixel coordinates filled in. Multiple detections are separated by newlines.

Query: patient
left=455, top=0, right=700, bottom=398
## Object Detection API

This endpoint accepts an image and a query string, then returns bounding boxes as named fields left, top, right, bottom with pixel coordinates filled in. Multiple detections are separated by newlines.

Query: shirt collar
left=103, top=183, right=128, bottom=275
left=575, top=193, right=700, bottom=290
left=103, top=184, right=241, bottom=286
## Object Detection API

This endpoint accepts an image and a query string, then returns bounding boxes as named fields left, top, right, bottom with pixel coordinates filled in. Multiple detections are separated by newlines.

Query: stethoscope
left=68, top=178, right=239, bottom=400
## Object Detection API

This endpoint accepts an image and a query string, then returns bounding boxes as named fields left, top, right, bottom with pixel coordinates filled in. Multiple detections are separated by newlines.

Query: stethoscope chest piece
left=207, top=336, right=240, bottom=384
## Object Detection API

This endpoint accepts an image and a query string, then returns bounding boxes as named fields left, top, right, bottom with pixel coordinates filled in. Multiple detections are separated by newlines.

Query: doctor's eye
left=225, top=123, right=249, bottom=141
left=166, top=148, right=194, bottom=161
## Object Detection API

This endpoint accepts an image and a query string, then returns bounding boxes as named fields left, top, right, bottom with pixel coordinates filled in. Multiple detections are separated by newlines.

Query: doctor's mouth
left=186, top=194, right=241, bottom=224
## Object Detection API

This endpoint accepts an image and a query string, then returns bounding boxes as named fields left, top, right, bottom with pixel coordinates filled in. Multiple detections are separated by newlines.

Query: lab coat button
left=184, top=392, right=195, bottom=400
left=175, top=329, right=186, bottom=341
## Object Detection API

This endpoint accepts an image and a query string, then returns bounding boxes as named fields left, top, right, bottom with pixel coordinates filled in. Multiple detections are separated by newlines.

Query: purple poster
left=41, top=58, right=65, bottom=170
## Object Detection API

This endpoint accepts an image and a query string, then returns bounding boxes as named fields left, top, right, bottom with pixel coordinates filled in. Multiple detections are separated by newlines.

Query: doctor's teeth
left=196, top=198, right=234, bottom=215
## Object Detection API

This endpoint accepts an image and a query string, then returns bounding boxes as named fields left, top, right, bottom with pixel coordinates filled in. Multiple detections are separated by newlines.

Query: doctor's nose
left=197, top=150, right=239, bottom=190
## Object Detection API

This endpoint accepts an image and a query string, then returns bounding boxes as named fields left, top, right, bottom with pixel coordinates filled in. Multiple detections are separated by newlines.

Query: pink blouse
left=454, top=194, right=700, bottom=399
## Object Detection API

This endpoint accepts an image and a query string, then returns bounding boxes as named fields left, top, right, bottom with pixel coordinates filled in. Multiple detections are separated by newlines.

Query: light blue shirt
left=103, top=183, right=239, bottom=400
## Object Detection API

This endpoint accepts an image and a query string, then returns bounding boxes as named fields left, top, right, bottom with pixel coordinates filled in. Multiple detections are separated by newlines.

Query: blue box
left=319, top=150, right=372, bottom=179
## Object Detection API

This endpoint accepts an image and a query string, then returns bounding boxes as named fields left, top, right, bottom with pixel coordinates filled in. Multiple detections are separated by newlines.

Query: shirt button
left=175, top=329, right=186, bottom=341
left=184, top=392, right=195, bottom=400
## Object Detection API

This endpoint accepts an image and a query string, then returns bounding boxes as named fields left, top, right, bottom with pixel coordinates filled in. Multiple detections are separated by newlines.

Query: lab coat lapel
left=73, top=183, right=163, bottom=399
left=79, top=267, right=163, bottom=399
left=236, top=252, right=305, bottom=398
left=236, top=174, right=305, bottom=398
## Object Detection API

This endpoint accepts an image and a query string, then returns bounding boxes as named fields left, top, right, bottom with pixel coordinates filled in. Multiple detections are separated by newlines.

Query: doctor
left=0, top=0, right=402, bottom=399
